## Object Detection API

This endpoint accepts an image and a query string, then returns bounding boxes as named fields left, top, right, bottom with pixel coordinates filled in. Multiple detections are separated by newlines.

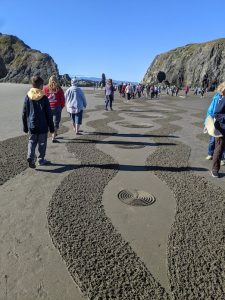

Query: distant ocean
left=75, top=76, right=138, bottom=85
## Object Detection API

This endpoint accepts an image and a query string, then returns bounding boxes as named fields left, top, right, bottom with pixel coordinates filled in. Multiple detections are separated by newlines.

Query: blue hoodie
left=205, top=93, right=221, bottom=122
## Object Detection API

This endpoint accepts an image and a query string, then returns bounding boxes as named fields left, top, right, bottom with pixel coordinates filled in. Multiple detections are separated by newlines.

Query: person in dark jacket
left=22, top=76, right=54, bottom=168
left=105, top=79, right=115, bottom=110
left=211, top=83, right=225, bottom=177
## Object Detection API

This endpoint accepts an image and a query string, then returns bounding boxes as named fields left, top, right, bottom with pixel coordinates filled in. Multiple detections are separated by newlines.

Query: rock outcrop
left=143, top=38, right=225, bottom=88
left=59, top=73, right=71, bottom=86
left=0, top=33, right=59, bottom=83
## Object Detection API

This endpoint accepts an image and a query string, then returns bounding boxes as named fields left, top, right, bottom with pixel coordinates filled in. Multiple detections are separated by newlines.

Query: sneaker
left=211, top=170, right=219, bottom=178
left=27, top=158, right=36, bottom=169
left=220, top=160, right=225, bottom=166
left=52, top=139, right=59, bottom=143
left=206, top=155, right=213, bottom=160
left=37, top=159, right=50, bottom=166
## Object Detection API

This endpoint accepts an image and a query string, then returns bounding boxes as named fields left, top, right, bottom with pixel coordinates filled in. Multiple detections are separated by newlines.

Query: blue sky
left=0, top=0, right=224, bottom=82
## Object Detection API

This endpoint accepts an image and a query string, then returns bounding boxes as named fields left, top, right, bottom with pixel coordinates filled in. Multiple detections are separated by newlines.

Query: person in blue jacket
left=22, top=76, right=55, bottom=168
left=210, top=82, right=225, bottom=177
left=204, top=84, right=225, bottom=165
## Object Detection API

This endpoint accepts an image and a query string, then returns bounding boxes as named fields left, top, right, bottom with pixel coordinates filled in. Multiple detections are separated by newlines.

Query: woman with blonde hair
left=43, top=75, right=65, bottom=142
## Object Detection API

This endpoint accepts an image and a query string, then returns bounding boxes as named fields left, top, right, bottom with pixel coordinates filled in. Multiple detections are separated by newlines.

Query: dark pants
left=105, top=95, right=113, bottom=109
left=126, top=93, right=131, bottom=100
left=28, top=133, right=48, bottom=162
left=212, top=137, right=225, bottom=172
left=208, top=136, right=225, bottom=158
left=51, top=107, right=62, bottom=130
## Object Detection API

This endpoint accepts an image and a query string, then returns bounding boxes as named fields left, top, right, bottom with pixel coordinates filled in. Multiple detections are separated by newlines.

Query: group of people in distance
left=116, top=83, right=192, bottom=100
left=117, top=83, right=144, bottom=100
left=22, top=75, right=225, bottom=179
left=22, top=75, right=87, bottom=168
left=105, top=78, right=225, bottom=178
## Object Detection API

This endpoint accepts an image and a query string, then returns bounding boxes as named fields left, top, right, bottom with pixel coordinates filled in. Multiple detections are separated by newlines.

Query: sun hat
left=204, top=115, right=223, bottom=137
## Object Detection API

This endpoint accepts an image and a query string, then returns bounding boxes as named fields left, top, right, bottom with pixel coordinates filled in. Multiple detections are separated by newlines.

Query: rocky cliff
left=0, top=33, right=59, bottom=83
left=142, top=38, right=225, bottom=88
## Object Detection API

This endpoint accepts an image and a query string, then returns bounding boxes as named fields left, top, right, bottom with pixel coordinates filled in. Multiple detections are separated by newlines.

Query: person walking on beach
left=184, top=85, right=189, bottom=97
left=22, top=76, right=54, bottom=168
left=121, top=83, right=126, bottom=98
left=135, top=84, right=142, bottom=98
left=118, top=83, right=123, bottom=97
left=65, top=78, right=87, bottom=135
left=125, top=83, right=133, bottom=101
left=200, top=87, right=205, bottom=98
left=211, top=84, right=225, bottom=177
left=43, top=75, right=65, bottom=143
left=105, top=79, right=115, bottom=110
left=204, top=82, right=225, bottom=166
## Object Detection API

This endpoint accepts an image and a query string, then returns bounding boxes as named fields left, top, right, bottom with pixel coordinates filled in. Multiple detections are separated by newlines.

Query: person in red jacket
left=43, top=75, right=65, bottom=142
left=184, top=85, right=189, bottom=97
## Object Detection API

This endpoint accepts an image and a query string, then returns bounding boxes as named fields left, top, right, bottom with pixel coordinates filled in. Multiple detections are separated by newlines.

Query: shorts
left=70, top=110, right=83, bottom=125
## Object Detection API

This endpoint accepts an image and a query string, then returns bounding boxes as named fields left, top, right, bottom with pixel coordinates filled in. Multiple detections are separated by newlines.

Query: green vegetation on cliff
left=0, top=33, right=59, bottom=83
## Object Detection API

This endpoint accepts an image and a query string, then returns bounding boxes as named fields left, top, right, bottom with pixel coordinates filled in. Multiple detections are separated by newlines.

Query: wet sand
left=0, top=85, right=225, bottom=299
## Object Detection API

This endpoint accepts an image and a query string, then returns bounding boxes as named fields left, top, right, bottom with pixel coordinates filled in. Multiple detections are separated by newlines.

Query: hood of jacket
left=27, top=88, right=45, bottom=101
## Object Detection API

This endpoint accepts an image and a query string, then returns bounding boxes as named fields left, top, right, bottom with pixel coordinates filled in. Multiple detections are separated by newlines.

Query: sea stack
left=143, top=38, right=225, bottom=88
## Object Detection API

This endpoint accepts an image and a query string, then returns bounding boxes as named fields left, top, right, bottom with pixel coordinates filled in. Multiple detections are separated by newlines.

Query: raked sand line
left=0, top=124, right=85, bottom=300
left=99, top=115, right=176, bottom=294
left=47, top=111, right=169, bottom=299
left=0, top=117, right=69, bottom=186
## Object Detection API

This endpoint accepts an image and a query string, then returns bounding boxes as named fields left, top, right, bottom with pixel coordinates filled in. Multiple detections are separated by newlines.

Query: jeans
left=70, top=110, right=83, bottom=125
left=27, top=133, right=48, bottom=162
left=105, top=95, right=113, bottom=109
left=208, top=136, right=215, bottom=156
left=208, top=136, right=225, bottom=159
left=51, top=107, right=62, bottom=130
left=126, top=93, right=131, bottom=100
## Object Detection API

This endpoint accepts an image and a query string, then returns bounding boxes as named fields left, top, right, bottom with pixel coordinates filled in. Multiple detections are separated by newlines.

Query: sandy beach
left=0, top=83, right=225, bottom=299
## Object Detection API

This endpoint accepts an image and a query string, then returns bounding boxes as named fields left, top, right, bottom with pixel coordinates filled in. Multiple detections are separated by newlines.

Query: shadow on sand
left=35, top=162, right=209, bottom=174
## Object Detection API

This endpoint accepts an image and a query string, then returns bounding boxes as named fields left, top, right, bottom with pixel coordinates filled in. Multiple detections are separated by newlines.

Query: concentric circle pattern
left=118, top=189, right=156, bottom=206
